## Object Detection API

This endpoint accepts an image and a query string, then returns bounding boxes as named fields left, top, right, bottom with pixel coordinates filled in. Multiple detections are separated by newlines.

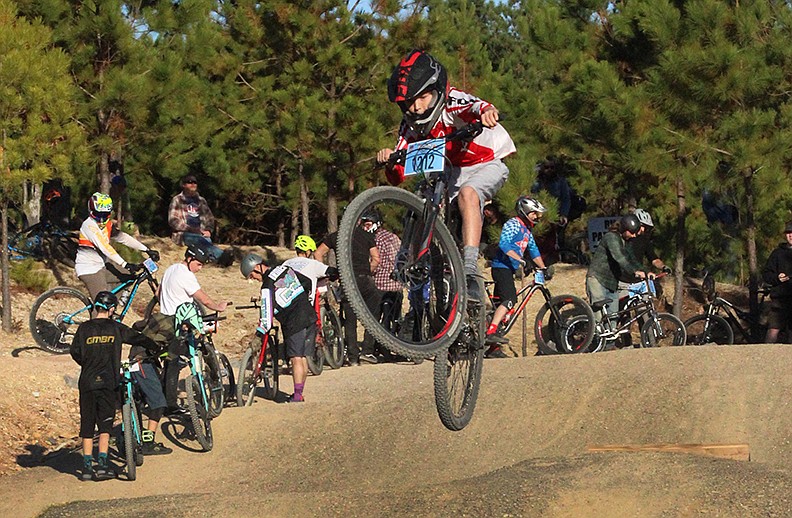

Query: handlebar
left=376, top=121, right=486, bottom=168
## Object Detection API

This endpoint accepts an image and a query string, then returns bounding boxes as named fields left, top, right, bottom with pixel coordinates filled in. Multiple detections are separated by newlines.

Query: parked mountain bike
left=338, top=122, right=493, bottom=431
left=485, top=268, right=595, bottom=356
left=566, top=276, right=686, bottom=352
left=317, top=284, right=345, bottom=370
left=236, top=298, right=281, bottom=406
left=196, top=309, right=230, bottom=418
left=7, top=219, right=78, bottom=267
left=174, top=301, right=225, bottom=452
left=118, top=360, right=145, bottom=481
left=29, top=254, right=160, bottom=354
left=684, top=271, right=771, bottom=345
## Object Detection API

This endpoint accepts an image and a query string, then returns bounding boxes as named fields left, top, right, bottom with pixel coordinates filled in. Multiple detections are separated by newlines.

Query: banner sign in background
left=587, top=216, right=620, bottom=251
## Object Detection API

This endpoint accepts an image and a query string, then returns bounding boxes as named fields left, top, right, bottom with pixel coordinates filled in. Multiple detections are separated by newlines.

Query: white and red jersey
left=387, top=87, right=516, bottom=185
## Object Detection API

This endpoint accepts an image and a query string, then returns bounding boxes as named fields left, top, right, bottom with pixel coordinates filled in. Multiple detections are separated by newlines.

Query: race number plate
left=144, top=258, right=158, bottom=273
left=404, top=138, right=446, bottom=178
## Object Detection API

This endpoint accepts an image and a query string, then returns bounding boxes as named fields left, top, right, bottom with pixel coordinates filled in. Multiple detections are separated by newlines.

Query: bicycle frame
left=703, top=296, right=756, bottom=343
left=120, top=362, right=144, bottom=450
left=183, top=330, right=211, bottom=413
left=486, top=277, right=554, bottom=336
left=63, top=259, right=159, bottom=325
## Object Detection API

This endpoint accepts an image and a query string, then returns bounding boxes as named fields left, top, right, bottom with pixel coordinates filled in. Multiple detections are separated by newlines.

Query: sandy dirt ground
left=1, top=240, right=791, bottom=517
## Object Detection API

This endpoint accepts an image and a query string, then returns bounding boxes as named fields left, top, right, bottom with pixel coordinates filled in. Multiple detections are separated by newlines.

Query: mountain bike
left=306, top=289, right=326, bottom=376
left=7, top=219, right=78, bottom=267
left=684, top=271, right=771, bottom=345
left=485, top=268, right=595, bottom=356
left=197, top=309, right=230, bottom=418
left=29, top=254, right=160, bottom=354
left=118, top=361, right=145, bottom=481
left=567, top=277, right=686, bottom=352
left=317, top=284, right=345, bottom=370
left=337, top=122, right=490, bottom=431
left=174, top=302, right=222, bottom=452
left=236, top=298, right=281, bottom=406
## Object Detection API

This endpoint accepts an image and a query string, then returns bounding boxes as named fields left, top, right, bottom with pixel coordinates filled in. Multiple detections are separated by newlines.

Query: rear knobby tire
left=185, top=374, right=213, bottom=451
left=306, top=330, right=324, bottom=376
left=534, top=294, right=595, bottom=355
left=684, top=314, right=733, bottom=345
left=203, top=341, right=225, bottom=418
left=29, top=287, right=92, bottom=354
left=321, top=304, right=345, bottom=369
left=237, top=346, right=258, bottom=407
left=640, top=313, right=687, bottom=347
left=337, top=186, right=466, bottom=360
left=433, top=276, right=485, bottom=431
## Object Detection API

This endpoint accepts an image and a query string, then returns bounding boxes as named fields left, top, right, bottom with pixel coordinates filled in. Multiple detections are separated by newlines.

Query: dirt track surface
left=2, top=345, right=792, bottom=517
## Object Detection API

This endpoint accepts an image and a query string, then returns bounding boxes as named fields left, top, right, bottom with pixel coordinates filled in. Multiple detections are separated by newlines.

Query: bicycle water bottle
left=118, top=289, right=131, bottom=308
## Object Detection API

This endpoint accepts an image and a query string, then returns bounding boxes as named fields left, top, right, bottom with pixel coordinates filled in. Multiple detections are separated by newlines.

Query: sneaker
left=94, top=461, right=116, bottom=482
left=286, top=394, right=305, bottom=403
left=166, top=405, right=189, bottom=417
left=359, top=353, right=379, bottom=364
left=485, top=333, right=509, bottom=345
left=141, top=441, right=173, bottom=456
left=345, top=358, right=360, bottom=367
left=80, top=462, right=94, bottom=482
left=485, top=347, right=509, bottom=359
left=466, top=274, right=483, bottom=303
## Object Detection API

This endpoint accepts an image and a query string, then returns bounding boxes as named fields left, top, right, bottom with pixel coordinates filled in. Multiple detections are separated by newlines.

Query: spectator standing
left=761, top=222, right=792, bottom=343
left=168, top=174, right=233, bottom=266
left=316, top=222, right=381, bottom=365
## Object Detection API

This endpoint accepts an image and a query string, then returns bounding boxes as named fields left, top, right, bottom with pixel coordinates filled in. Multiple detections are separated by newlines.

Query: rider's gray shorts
left=448, top=159, right=510, bottom=213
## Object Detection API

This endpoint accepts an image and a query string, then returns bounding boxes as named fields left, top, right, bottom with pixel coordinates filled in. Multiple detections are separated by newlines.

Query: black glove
left=146, top=249, right=160, bottom=262
left=326, top=266, right=339, bottom=282
left=126, top=263, right=143, bottom=274
left=662, top=266, right=673, bottom=275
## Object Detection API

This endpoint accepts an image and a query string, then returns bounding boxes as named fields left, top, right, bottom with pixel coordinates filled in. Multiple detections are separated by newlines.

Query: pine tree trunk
left=673, top=175, right=686, bottom=317
left=327, top=168, right=338, bottom=234
left=1, top=198, right=11, bottom=332
left=744, top=168, right=759, bottom=337
left=276, top=169, right=285, bottom=247
left=300, top=165, right=309, bottom=236
left=290, top=202, right=299, bottom=250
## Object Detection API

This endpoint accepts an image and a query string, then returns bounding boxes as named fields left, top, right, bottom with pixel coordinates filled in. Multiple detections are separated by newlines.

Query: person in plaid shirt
left=362, top=210, right=403, bottom=341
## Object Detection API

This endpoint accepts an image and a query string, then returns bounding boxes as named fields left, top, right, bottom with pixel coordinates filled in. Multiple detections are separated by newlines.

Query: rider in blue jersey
left=486, top=197, right=549, bottom=357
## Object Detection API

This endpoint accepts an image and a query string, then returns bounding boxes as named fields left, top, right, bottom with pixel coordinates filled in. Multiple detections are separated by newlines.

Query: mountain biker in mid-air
left=376, top=49, right=516, bottom=302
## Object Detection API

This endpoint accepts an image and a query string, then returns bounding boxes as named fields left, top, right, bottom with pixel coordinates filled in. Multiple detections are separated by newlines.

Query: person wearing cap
left=168, top=174, right=233, bottom=266
left=761, top=222, right=792, bottom=343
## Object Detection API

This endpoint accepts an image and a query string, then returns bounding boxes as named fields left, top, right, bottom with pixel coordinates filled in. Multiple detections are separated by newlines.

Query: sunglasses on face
left=184, top=181, right=197, bottom=185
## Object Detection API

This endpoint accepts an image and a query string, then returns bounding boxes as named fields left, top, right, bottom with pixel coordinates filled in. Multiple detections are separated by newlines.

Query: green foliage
left=10, top=259, right=52, bottom=292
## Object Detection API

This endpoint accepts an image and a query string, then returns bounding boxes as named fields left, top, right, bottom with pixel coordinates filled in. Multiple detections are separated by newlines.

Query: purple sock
left=293, top=383, right=304, bottom=401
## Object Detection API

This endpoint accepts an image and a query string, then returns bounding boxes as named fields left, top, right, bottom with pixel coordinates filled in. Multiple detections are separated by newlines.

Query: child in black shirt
left=70, top=291, right=160, bottom=481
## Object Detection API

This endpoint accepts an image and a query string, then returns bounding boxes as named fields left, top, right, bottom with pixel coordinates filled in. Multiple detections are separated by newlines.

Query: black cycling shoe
left=485, top=333, right=509, bottom=345
left=466, top=274, right=483, bottom=303
left=166, top=405, right=189, bottom=417
left=141, top=441, right=173, bottom=456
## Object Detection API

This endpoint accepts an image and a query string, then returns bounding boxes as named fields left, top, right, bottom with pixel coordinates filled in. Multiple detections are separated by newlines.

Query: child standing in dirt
left=70, top=291, right=161, bottom=481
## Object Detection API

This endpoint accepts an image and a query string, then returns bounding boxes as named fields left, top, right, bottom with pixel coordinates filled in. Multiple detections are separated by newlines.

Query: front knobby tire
left=433, top=276, right=485, bottom=431
left=321, top=304, right=345, bottom=369
left=684, top=314, right=733, bottom=345
left=203, top=342, right=225, bottom=418
left=640, top=313, right=687, bottom=347
left=237, top=346, right=259, bottom=407
left=218, top=352, right=236, bottom=404
left=337, top=187, right=467, bottom=360
left=29, top=287, right=92, bottom=354
left=122, top=402, right=137, bottom=481
left=534, top=294, right=595, bottom=355
left=306, top=332, right=324, bottom=376
left=185, top=374, right=213, bottom=451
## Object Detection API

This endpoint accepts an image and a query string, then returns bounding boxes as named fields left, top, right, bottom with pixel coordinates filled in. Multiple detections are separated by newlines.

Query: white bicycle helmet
left=634, top=208, right=654, bottom=227
left=515, top=196, right=546, bottom=220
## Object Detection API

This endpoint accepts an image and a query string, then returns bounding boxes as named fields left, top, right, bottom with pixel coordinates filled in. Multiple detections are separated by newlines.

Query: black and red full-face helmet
left=387, top=50, right=448, bottom=138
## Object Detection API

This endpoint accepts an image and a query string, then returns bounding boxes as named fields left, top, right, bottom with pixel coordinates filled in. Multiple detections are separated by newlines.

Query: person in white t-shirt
left=155, top=244, right=227, bottom=414
left=282, top=235, right=339, bottom=304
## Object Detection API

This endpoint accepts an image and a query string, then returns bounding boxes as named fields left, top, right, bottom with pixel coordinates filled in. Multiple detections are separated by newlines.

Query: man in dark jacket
left=762, top=222, right=792, bottom=343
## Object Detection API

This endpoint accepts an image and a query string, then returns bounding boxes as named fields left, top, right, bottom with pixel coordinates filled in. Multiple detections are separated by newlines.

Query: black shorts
left=79, top=388, right=117, bottom=438
left=491, top=267, right=517, bottom=309
left=132, top=362, right=167, bottom=410
left=768, top=297, right=792, bottom=330
left=285, top=323, right=317, bottom=359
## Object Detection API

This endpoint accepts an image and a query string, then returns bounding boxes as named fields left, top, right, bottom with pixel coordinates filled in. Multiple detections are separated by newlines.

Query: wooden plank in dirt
left=586, top=443, right=750, bottom=461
